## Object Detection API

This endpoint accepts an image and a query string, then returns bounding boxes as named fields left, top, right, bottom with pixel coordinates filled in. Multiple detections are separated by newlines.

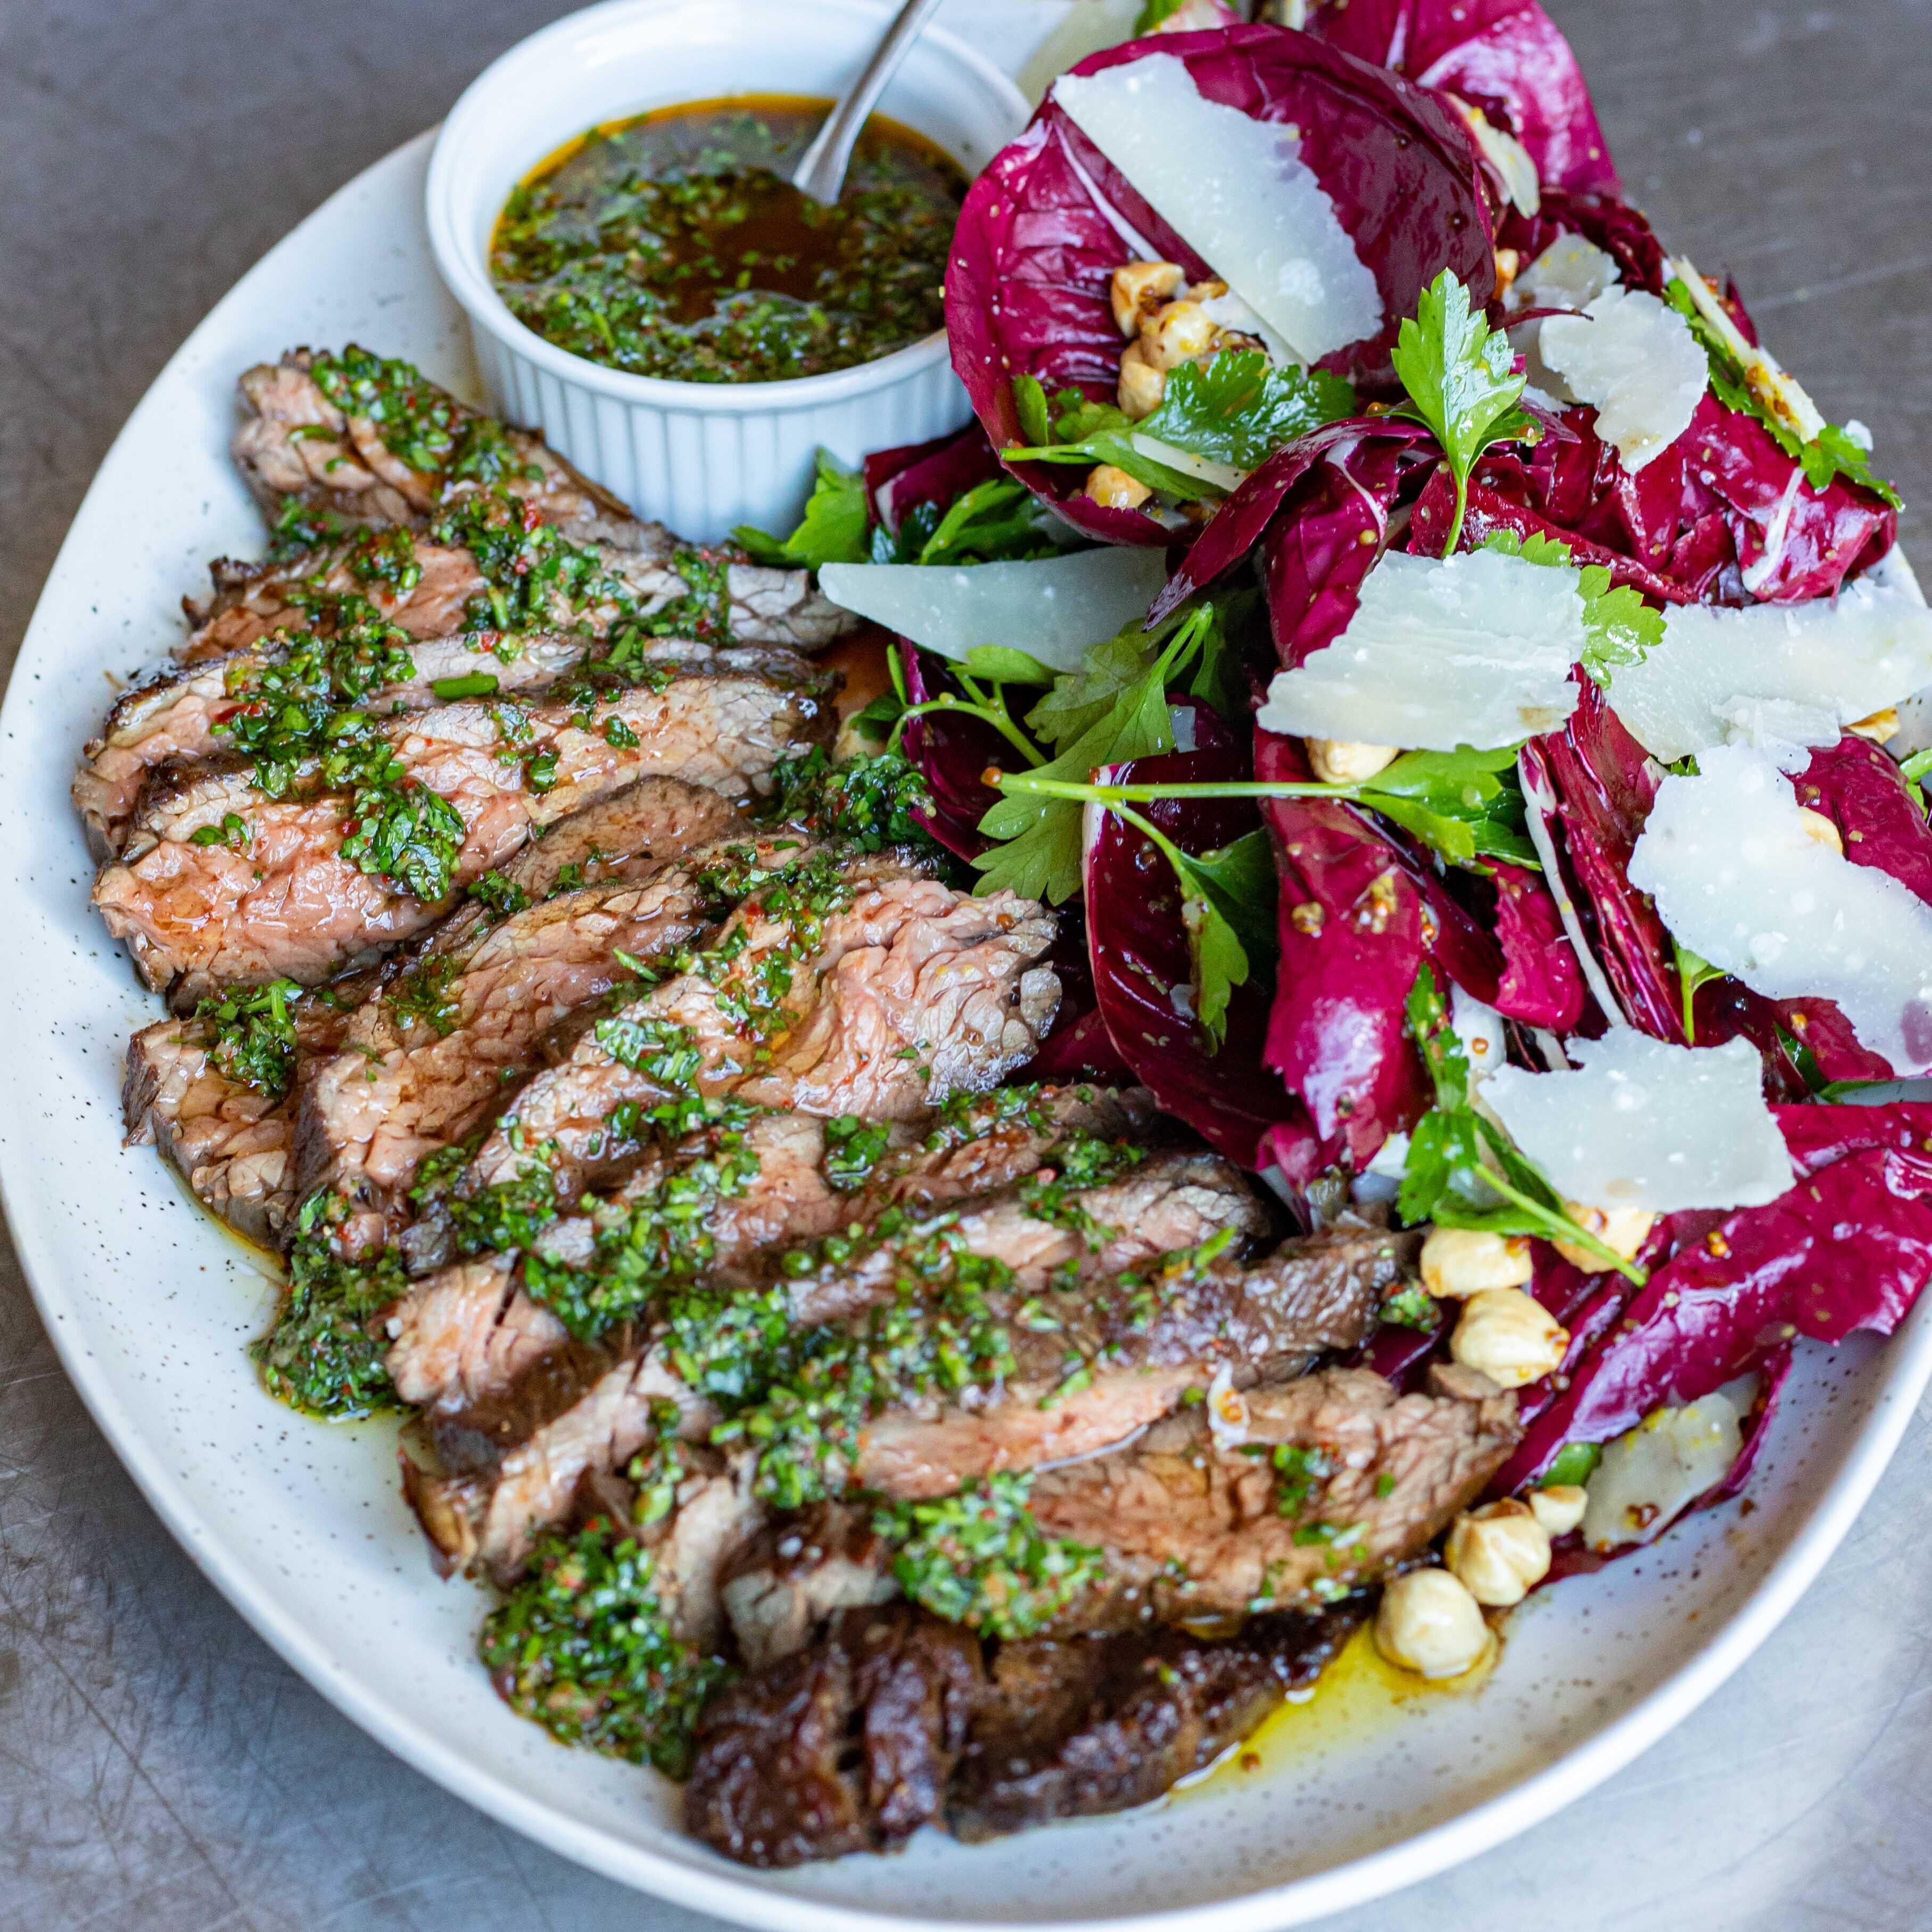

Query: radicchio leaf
left=1082, top=727, right=1305, bottom=1166
left=1300, top=0, right=1622, bottom=197
left=1493, top=1103, right=1932, bottom=1493
left=864, top=425, right=1004, bottom=534
left=946, top=25, right=1494, bottom=541
left=897, top=649, right=1004, bottom=862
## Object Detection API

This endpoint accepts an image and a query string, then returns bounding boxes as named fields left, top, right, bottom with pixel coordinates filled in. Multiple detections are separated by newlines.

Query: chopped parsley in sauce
left=490, top=97, right=965, bottom=385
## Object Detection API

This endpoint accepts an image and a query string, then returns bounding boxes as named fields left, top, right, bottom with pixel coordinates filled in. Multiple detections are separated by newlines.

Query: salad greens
left=1392, top=269, right=1535, bottom=556
left=1006, top=351, right=1356, bottom=500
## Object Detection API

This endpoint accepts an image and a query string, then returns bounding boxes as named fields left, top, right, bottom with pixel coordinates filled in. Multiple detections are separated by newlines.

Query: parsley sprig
left=1006, top=350, right=1356, bottom=500
left=1397, top=965, right=1647, bottom=1284
left=1392, top=270, right=1535, bottom=556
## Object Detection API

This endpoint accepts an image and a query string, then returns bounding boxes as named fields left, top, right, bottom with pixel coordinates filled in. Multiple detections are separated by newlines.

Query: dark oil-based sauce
left=491, top=96, right=967, bottom=386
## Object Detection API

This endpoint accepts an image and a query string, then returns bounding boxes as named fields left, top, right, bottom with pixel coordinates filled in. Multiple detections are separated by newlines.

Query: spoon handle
left=791, top=0, right=950, bottom=205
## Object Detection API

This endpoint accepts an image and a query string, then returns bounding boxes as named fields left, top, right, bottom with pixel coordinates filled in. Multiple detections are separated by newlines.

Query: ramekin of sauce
left=426, top=0, right=1028, bottom=541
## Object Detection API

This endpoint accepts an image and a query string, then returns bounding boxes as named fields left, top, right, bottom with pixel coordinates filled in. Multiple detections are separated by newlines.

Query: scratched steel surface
left=3, top=2, right=1930, bottom=1927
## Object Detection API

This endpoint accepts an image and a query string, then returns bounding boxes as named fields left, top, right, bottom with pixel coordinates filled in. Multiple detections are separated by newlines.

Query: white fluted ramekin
left=426, top=0, right=1028, bottom=543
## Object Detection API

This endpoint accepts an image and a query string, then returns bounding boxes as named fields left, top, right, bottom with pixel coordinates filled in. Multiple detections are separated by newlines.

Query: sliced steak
left=93, top=660, right=831, bottom=1006
left=848, top=1221, right=1414, bottom=1501
left=123, top=779, right=743, bottom=1243
left=465, top=860, right=1062, bottom=1194
left=233, top=351, right=633, bottom=541
left=1027, top=1364, right=1521, bottom=1631
left=386, top=1086, right=1160, bottom=1415
left=295, top=868, right=725, bottom=1224
left=947, top=1603, right=1366, bottom=1843
left=77, top=629, right=590, bottom=858
left=720, top=1502, right=901, bottom=1670
left=399, top=1144, right=1269, bottom=1582
left=683, top=1603, right=984, bottom=1867
left=121, top=965, right=382, bottom=1248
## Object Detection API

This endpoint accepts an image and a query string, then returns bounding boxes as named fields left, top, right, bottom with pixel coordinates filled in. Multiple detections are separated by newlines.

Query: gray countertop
left=4, top=2, right=1931, bottom=1926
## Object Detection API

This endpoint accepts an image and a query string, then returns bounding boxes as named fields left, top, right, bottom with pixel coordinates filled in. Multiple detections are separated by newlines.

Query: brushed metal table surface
left=4, top=1, right=1930, bottom=1926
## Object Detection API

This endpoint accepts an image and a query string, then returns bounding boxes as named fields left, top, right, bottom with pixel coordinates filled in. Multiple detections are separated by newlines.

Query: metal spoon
left=791, top=0, right=950, bottom=205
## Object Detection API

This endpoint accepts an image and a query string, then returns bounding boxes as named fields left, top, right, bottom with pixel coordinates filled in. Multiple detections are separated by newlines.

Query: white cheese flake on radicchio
left=1628, top=742, right=1932, bottom=1073
left=1052, top=53, right=1382, bottom=365
left=1483, top=1031, right=1795, bottom=1213
left=1538, top=285, right=1708, bottom=471
left=816, top=548, right=1168, bottom=674
left=1607, top=574, right=1932, bottom=762
left=1256, top=548, right=1583, bottom=750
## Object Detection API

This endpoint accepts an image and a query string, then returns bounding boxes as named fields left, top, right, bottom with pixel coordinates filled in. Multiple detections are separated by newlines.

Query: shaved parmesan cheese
left=1255, top=548, right=1584, bottom=750
left=1052, top=54, right=1382, bottom=365
left=1512, top=234, right=1619, bottom=312
left=1580, top=1384, right=1751, bottom=1551
left=1457, top=100, right=1541, bottom=216
left=1607, top=575, right=1932, bottom=762
left=1627, top=743, right=1932, bottom=1074
left=1538, top=286, right=1708, bottom=471
left=817, top=548, right=1168, bottom=674
left=1129, top=432, right=1246, bottom=493
left=1483, top=1032, right=1795, bottom=1213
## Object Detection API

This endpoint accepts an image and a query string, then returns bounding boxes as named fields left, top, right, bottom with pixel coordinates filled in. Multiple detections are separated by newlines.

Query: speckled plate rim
left=8, top=123, right=1932, bottom=1932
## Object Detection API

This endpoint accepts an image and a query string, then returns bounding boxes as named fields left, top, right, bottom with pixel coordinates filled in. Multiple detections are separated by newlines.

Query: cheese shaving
left=1607, top=573, right=1932, bottom=762
left=1538, top=285, right=1708, bottom=472
left=1052, top=54, right=1382, bottom=365
left=1626, top=743, right=1932, bottom=1074
left=1255, top=548, right=1584, bottom=750
left=1483, top=1031, right=1795, bottom=1213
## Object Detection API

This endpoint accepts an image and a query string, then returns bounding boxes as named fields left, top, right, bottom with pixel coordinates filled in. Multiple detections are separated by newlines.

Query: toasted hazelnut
left=1374, top=1568, right=1492, bottom=1679
left=1421, top=1228, right=1534, bottom=1300
left=1085, top=463, right=1153, bottom=511
left=1847, top=706, right=1901, bottom=745
left=1306, top=738, right=1400, bottom=786
left=1445, top=1499, right=1553, bottom=1606
left=1141, top=299, right=1219, bottom=371
left=1526, top=1483, right=1589, bottom=1537
left=1795, top=805, right=1843, bottom=855
left=1185, top=276, right=1231, bottom=304
left=1450, top=1287, right=1569, bottom=1389
left=1553, top=1201, right=1656, bottom=1273
left=1117, top=339, right=1168, bottom=420
left=1110, top=260, right=1186, bottom=339
left=1493, top=245, right=1522, bottom=300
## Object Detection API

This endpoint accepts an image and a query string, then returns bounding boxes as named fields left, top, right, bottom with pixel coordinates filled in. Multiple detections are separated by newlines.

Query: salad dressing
left=1173, top=1623, right=1499, bottom=1802
left=491, top=97, right=965, bottom=385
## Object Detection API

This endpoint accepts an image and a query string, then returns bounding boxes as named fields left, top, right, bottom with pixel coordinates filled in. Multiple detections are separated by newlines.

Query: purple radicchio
left=1299, top=0, right=1622, bottom=197
left=1493, top=1103, right=1932, bottom=1495
left=945, top=24, right=1495, bottom=544
left=864, top=424, right=1004, bottom=535
left=1083, top=728, right=1309, bottom=1166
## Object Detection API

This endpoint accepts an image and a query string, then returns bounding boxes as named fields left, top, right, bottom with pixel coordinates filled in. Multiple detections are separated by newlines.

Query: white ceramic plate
left=8, top=102, right=1932, bottom=1932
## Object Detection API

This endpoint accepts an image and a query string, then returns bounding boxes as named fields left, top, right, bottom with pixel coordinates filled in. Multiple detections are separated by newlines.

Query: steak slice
left=681, top=1599, right=1364, bottom=1865
left=946, top=1603, right=1366, bottom=1843
left=1027, top=1364, right=1521, bottom=1631
left=77, top=629, right=590, bottom=858
left=233, top=351, right=634, bottom=542
left=464, top=859, right=1062, bottom=1195
left=294, top=851, right=734, bottom=1224
left=847, top=1221, right=1416, bottom=1501
left=93, top=658, right=831, bottom=1006
left=400, top=1144, right=1269, bottom=1582
left=123, top=779, right=744, bottom=1244
left=385, top=1086, right=1162, bottom=1415
left=683, top=1603, right=984, bottom=1867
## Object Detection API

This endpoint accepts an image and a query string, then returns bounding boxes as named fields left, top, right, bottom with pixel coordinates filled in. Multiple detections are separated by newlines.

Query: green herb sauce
left=490, top=97, right=965, bottom=385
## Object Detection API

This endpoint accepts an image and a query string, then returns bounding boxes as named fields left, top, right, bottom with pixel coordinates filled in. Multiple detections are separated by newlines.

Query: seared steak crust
left=948, top=1601, right=1367, bottom=1843
left=682, top=1599, right=1365, bottom=1866
left=684, top=1604, right=984, bottom=1867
